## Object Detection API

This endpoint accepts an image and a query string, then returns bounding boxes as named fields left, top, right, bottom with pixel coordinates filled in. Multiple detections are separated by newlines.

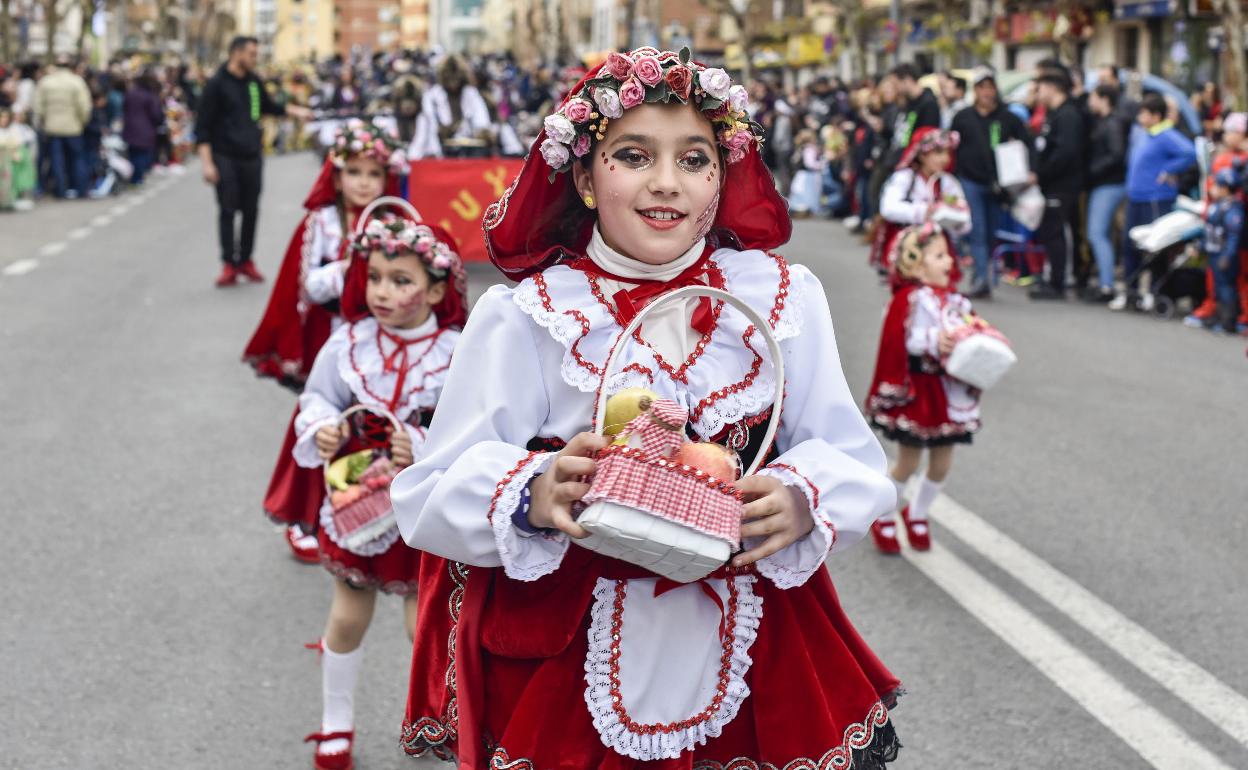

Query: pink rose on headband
left=728, top=85, right=749, bottom=113
left=572, top=134, right=592, bottom=158
left=543, top=113, right=576, bottom=144
left=563, top=98, right=593, bottom=124
left=619, top=77, right=646, bottom=110
left=605, top=52, right=634, bottom=81
left=633, top=55, right=663, bottom=87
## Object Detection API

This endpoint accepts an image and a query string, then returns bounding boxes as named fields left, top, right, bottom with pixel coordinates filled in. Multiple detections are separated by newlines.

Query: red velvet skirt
left=402, top=549, right=902, bottom=769
left=317, top=525, right=422, bottom=595
left=262, top=408, right=324, bottom=532
left=867, top=369, right=977, bottom=448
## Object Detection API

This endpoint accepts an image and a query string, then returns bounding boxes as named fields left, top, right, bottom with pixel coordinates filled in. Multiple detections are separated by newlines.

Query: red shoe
left=286, top=525, right=319, bottom=564
left=870, top=517, right=901, bottom=555
left=214, top=263, right=239, bottom=287
left=900, top=505, right=931, bottom=551
left=305, top=731, right=353, bottom=770
left=237, top=261, right=265, bottom=282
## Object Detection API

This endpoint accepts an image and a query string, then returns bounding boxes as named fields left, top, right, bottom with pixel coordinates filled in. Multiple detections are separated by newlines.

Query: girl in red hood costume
left=864, top=224, right=982, bottom=555
left=298, top=209, right=466, bottom=770
left=869, top=127, right=968, bottom=287
left=391, top=48, right=903, bottom=769
left=242, top=120, right=407, bottom=563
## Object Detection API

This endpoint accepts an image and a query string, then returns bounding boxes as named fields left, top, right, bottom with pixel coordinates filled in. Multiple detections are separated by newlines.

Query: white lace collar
left=335, top=316, right=459, bottom=420
left=513, top=248, right=806, bottom=439
left=586, top=225, right=706, bottom=283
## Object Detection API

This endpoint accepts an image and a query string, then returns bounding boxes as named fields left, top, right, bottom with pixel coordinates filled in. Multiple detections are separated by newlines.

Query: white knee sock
left=878, top=476, right=907, bottom=524
left=319, top=643, right=363, bottom=755
left=910, top=477, right=943, bottom=522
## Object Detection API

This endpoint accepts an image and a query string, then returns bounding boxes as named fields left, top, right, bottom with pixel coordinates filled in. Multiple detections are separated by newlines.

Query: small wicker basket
left=324, top=404, right=404, bottom=554
left=575, top=286, right=785, bottom=583
left=943, top=320, right=1016, bottom=390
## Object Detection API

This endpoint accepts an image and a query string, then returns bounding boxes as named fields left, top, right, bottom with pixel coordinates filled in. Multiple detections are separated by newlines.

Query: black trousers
left=214, top=153, right=263, bottom=265
left=1036, top=190, right=1080, bottom=291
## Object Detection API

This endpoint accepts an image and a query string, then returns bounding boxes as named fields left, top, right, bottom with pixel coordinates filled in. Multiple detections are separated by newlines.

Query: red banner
left=406, top=158, right=525, bottom=263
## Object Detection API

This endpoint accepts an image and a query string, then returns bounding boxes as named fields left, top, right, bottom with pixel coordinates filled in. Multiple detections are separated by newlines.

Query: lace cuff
left=752, top=464, right=836, bottom=589
left=489, top=451, right=566, bottom=581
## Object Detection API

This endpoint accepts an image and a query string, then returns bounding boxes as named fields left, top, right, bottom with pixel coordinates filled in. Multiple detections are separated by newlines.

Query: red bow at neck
left=572, top=245, right=724, bottom=336
left=375, top=324, right=443, bottom=412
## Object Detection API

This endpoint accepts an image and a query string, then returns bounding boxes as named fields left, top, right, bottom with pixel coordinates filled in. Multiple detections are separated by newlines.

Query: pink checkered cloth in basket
left=945, top=317, right=1011, bottom=352
left=331, top=460, right=396, bottom=541
left=583, top=399, right=742, bottom=546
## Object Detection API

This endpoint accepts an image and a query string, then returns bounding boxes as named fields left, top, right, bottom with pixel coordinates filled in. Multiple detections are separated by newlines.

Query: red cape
left=241, top=159, right=401, bottom=390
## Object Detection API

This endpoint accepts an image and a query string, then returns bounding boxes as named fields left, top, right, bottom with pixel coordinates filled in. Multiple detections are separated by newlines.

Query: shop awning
left=1113, top=0, right=1176, bottom=19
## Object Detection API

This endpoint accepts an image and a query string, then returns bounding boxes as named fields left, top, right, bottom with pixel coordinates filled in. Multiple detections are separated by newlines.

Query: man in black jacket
left=952, top=67, right=1033, bottom=298
left=196, top=36, right=310, bottom=287
left=1030, top=70, right=1085, bottom=300
left=890, top=63, right=941, bottom=158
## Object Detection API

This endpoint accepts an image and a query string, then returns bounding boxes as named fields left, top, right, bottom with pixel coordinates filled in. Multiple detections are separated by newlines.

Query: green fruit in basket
left=603, top=387, right=659, bottom=436
left=344, top=449, right=373, bottom=482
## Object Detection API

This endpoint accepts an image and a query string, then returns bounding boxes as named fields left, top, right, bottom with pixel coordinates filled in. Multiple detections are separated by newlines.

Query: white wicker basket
left=575, top=286, right=786, bottom=583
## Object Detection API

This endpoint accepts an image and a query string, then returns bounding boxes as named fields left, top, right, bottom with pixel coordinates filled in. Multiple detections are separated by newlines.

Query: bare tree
left=45, top=0, right=63, bottom=55
left=1, top=0, right=13, bottom=63
left=622, top=0, right=639, bottom=51
left=833, top=0, right=867, bottom=82
left=1218, top=0, right=1248, bottom=111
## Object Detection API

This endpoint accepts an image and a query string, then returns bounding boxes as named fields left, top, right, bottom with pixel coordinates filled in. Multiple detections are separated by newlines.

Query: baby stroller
left=91, top=134, right=132, bottom=197
left=1122, top=196, right=1207, bottom=318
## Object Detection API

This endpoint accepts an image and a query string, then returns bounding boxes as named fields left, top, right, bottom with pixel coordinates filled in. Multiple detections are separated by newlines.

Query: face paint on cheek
left=692, top=188, right=721, bottom=244
left=396, top=287, right=427, bottom=312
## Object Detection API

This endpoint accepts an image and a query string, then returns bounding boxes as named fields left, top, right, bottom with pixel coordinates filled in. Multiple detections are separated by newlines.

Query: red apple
left=672, top=442, right=739, bottom=483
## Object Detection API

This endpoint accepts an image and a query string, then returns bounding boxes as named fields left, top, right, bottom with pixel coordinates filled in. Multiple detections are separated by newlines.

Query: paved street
left=2, top=152, right=1246, bottom=769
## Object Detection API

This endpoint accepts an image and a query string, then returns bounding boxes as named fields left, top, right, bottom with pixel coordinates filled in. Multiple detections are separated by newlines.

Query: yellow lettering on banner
left=439, top=218, right=455, bottom=234
left=483, top=166, right=509, bottom=197
left=449, top=190, right=480, bottom=221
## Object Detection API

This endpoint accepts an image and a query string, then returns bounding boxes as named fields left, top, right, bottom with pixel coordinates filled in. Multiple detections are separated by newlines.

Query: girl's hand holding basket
left=316, top=423, right=349, bottom=459
left=733, top=476, right=813, bottom=568
left=527, top=433, right=611, bottom=539
left=390, top=429, right=414, bottom=468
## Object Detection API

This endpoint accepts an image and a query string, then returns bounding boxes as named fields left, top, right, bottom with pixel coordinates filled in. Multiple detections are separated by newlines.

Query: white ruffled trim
left=584, top=575, right=763, bottom=760
left=513, top=250, right=807, bottom=439
left=752, top=466, right=835, bottom=590
left=334, top=318, right=459, bottom=421
left=319, top=497, right=401, bottom=556
left=513, top=278, right=605, bottom=394
left=489, top=452, right=567, bottom=581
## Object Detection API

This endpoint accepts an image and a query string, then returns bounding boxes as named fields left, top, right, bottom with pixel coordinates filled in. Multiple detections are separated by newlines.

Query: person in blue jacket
left=1112, top=92, right=1198, bottom=311
left=1201, top=165, right=1244, bottom=333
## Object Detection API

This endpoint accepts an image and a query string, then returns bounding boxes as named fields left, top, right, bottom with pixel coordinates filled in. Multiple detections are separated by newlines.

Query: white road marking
left=3, top=259, right=39, bottom=276
left=899, top=539, right=1232, bottom=769
left=930, top=494, right=1248, bottom=748
left=67, top=227, right=91, bottom=240
left=38, top=242, right=66, bottom=257
left=91, top=215, right=112, bottom=227
left=110, top=205, right=127, bottom=216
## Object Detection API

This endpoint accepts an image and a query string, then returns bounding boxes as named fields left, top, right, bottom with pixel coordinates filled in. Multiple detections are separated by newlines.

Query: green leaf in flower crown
left=701, top=96, right=724, bottom=111
left=680, top=47, right=692, bottom=65
left=645, top=82, right=671, bottom=103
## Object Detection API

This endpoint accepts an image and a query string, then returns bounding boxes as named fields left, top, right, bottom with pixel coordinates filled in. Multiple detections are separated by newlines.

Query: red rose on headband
left=664, top=65, right=692, bottom=100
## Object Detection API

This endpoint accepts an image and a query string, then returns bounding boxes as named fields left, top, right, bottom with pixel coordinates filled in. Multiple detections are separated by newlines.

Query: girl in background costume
left=297, top=212, right=466, bottom=770
left=243, top=120, right=406, bottom=562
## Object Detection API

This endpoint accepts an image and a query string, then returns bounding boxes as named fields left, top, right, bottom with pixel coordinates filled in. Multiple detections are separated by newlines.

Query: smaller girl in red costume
left=295, top=210, right=466, bottom=770
left=244, top=120, right=407, bottom=563
left=864, top=223, right=980, bottom=553
left=870, top=127, right=969, bottom=279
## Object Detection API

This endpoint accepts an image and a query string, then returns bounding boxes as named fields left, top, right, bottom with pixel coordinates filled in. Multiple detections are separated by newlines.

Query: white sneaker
left=1139, top=293, right=1155, bottom=313
left=1108, top=293, right=1128, bottom=311
left=843, top=215, right=861, bottom=230
left=13, top=199, right=34, bottom=211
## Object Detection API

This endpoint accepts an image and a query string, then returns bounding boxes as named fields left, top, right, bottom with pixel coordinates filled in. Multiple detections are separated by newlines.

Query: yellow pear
left=602, top=387, right=659, bottom=436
